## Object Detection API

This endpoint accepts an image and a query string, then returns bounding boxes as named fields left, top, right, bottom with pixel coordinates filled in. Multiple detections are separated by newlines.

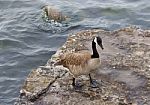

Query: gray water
left=0, top=0, right=149, bottom=104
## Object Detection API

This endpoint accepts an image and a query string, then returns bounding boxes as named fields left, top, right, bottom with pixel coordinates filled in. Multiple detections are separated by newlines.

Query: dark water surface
left=0, top=0, right=149, bottom=104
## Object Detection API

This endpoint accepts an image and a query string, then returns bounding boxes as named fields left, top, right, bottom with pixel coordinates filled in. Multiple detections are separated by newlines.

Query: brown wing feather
left=60, top=51, right=91, bottom=67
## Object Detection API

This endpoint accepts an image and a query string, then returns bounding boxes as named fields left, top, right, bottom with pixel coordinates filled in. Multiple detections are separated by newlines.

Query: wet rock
left=15, top=26, right=150, bottom=105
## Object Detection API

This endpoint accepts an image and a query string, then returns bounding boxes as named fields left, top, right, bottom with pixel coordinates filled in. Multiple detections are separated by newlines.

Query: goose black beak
left=101, top=45, right=104, bottom=50
left=98, top=43, right=104, bottom=50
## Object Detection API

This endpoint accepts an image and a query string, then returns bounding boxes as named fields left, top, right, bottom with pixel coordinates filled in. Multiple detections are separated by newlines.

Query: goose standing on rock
left=56, top=36, right=104, bottom=88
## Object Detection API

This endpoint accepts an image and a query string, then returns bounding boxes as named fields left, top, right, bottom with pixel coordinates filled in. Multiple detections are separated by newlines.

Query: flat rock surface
left=15, top=26, right=150, bottom=105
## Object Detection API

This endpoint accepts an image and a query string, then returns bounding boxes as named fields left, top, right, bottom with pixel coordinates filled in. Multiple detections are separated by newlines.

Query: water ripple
left=0, top=38, right=27, bottom=49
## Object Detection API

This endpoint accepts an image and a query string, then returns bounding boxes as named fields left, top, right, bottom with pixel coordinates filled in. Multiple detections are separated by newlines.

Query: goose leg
left=72, top=77, right=83, bottom=90
left=89, top=74, right=93, bottom=83
left=89, top=74, right=99, bottom=88
left=72, top=78, right=76, bottom=86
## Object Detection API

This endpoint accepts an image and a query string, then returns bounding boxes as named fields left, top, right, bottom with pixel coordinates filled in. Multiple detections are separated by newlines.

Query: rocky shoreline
left=15, top=26, right=150, bottom=105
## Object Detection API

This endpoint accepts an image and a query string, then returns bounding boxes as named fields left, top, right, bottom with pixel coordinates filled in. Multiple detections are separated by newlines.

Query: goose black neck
left=91, top=41, right=99, bottom=58
left=45, top=9, right=48, bottom=17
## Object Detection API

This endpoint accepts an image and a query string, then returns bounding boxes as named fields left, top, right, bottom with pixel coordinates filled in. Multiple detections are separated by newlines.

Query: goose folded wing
left=60, top=52, right=91, bottom=66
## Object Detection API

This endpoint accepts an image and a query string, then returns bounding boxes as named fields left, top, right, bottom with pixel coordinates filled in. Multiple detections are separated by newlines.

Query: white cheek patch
left=94, top=37, right=102, bottom=53
left=94, top=37, right=98, bottom=45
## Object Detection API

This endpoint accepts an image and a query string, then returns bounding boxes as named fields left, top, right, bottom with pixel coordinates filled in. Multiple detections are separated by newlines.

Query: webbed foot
left=72, top=78, right=83, bottom=90
left=90, top=79, right=99, bottom=88
left=89, top=74, right=100, bottom=88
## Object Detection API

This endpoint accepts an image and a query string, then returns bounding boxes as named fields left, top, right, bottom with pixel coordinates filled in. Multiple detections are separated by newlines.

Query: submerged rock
left=15, top=26, right=150, bottom=105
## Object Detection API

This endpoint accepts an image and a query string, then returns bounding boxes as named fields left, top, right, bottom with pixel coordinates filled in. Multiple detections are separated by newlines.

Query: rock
left=15, top=26, right=150, bottom=105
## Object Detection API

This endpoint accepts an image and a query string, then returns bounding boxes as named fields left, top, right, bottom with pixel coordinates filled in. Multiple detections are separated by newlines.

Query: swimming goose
left=41, top=5, right=67, bottom=22
left=56, top=36, right=104, bottom=87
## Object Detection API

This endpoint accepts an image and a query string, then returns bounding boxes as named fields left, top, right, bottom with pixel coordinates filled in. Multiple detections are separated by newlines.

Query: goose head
left=91, top=36, right=104, bottom=58
left=93, top=36, right=104, bottom=50
left=41, top=5, right=49, bottom=17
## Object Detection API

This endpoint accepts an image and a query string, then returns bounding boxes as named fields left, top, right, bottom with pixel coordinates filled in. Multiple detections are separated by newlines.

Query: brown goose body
left=42, top=5, right=67, bottom=22
left=59, top=51, right=101, bottom=77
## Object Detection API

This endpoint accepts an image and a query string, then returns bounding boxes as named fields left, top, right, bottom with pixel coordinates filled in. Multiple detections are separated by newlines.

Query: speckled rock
left=15, top=26, right=150, bottom=105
